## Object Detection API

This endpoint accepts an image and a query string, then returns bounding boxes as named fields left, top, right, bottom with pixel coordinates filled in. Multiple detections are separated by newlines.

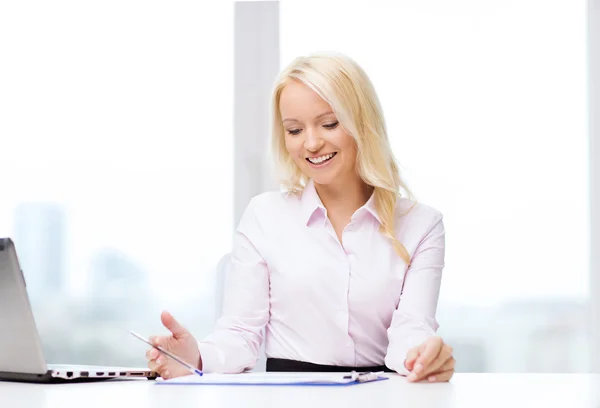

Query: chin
left=308, top=173, right=339, bottom=186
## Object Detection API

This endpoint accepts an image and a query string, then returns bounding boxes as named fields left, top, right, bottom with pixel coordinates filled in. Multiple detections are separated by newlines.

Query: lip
left=305, top=152, right=337, bottom=169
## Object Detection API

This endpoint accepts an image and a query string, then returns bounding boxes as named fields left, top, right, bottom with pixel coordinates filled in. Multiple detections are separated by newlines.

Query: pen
left=129, top=330, right=203, bottom=377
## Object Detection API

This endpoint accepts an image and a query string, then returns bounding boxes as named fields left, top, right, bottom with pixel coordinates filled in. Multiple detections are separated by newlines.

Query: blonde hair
left=271, top=52, right=414, bottom=264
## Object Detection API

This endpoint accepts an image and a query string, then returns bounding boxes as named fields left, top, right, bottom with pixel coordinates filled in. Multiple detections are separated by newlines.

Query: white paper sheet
left=156, top=372, right=387, bottom=386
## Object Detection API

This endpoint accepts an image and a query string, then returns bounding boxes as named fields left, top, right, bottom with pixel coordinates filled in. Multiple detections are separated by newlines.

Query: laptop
left=0, top=237, right=158, bottom=383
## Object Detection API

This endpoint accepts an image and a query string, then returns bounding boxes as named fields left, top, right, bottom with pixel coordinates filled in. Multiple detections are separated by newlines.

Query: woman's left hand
left=404, top=336, right=455, bottom=383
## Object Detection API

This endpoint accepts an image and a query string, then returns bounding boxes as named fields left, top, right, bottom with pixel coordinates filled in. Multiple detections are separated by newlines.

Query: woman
left=146, top=52, right=455, bottom=383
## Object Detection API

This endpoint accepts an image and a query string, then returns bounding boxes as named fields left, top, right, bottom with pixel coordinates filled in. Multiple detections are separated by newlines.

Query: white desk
left=0, top=373, right=598, bottom=408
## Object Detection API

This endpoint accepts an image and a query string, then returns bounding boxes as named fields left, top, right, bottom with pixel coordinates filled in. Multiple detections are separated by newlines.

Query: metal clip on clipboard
left=344, top=371, right=384, bottom=383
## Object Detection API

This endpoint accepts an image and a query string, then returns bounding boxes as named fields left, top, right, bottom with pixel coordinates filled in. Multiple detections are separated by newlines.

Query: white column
left=234, top=1, right=280, bottom=227
left=589, top=0, right=600, bottom=373
left=216, top=0, right=280, bottom=372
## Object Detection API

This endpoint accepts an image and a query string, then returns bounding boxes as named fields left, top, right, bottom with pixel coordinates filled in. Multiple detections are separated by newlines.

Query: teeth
left=308, top=153, right=334, bottom=164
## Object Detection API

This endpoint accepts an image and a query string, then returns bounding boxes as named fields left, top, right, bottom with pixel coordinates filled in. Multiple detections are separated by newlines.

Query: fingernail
left=428, top=376, right=436, bottom=382
left=408, top=373, right=417, bottom=381
left=164, top=370, right=170, bottom=378
left=156, top=358, right=162, bottom=365
left=414, top=363, right=423, bottom=373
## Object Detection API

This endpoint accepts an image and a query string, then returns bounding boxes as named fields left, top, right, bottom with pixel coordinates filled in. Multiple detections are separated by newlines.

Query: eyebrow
left=282, top=111, right=334, bottom=124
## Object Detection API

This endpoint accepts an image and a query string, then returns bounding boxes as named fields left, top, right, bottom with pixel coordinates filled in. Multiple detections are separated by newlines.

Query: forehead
left=279, top=80, right=332, bottom=119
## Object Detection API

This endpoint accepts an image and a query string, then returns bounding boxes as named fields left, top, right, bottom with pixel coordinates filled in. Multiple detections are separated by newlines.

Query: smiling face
left=280, top=80, right=359, bottom=188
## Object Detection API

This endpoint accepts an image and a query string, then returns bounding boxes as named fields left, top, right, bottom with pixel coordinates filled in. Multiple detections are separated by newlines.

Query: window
left=0, top=1, right=233, bottom=366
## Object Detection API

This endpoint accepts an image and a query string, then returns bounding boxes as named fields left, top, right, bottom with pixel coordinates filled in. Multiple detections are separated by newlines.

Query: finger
left=161, top=311, right=188, bottom=338
left=406, top=342, right=427, bottom=375
left=414, top=337, right=443, bottom=373
left=148, top=363, right=170, bottom=380
left=145, top=348, right=160, bottom=360
left=425, top=358, right=456, bottom=383
left=150, top=336, right=164, bottom=347
left=427, top=368, right=455, bottom=383
left=404, top=347, right=420, bottom=371
left=421, top=345, right=453, bottom=378
left=435, top=356, right=455, bottom=374
left=147, top=359, right=164, bottom=373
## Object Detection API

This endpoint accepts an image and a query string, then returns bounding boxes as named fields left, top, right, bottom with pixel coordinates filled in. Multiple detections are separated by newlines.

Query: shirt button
left=346, top=341, right=353, bottom=347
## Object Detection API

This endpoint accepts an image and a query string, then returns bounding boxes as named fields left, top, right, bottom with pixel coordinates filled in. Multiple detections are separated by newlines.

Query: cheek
left=285, top=137, right=303, bottom=158
left=344, top=147, right=358, bottom=170
left=335, top=132, right=358, bottom=161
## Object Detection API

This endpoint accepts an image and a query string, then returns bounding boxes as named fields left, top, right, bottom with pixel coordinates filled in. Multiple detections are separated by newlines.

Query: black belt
left=266, top=358, right=394, bottom=373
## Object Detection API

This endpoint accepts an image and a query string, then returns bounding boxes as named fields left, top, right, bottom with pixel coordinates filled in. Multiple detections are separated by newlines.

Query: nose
left=303, top=127, right=324, bottom=152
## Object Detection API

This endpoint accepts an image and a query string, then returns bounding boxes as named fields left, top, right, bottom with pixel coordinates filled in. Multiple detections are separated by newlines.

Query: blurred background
left=0, top=0, right=594, bottom=373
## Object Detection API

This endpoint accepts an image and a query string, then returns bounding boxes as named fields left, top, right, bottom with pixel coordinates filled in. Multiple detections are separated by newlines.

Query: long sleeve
left=384, top=214, right=445, bottom=375
left=197, top=199, right=270, bottom=373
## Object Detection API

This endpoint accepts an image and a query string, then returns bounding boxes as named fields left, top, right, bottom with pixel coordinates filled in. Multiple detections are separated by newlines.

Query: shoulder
left=396, top=198, right=443, bottom=224
left=236, top=191, right=302, bottom=256
left=394, top=198, right=444, bottom=241
left=239, top=190, right=300, bottom=227
left=246, top=190, right=299, bottom=214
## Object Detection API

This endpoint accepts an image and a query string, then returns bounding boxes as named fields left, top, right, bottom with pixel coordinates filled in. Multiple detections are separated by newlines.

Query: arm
left=384, top=214, right=445, bottom=375
left=197, top=199, right=270, bottom=373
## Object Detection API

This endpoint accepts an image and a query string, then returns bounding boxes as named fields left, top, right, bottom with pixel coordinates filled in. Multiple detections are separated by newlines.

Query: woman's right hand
left=146, top=311, right=202, bottom=379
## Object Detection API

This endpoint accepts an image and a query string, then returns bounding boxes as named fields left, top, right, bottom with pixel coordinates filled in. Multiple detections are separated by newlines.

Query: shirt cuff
left=385, top=333, right=434, bottom=376
left=393, top=359, right=411, bottom=376
left=385, top=347, right=410, bottom=376
left=197, top=341, right=225, bottom=374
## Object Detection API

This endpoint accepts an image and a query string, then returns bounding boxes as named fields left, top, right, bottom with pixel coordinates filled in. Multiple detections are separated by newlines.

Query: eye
left=323, top=121, right=339, bottom=130
left=286, top=128, right=301, bottom=136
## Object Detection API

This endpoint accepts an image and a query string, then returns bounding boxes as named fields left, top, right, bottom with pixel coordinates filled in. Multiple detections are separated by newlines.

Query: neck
left=313, top=176, right=373, bottom=216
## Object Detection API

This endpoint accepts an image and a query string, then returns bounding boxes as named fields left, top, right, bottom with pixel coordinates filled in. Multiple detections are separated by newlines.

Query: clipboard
left=155, top=371, right=389, bottom=386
